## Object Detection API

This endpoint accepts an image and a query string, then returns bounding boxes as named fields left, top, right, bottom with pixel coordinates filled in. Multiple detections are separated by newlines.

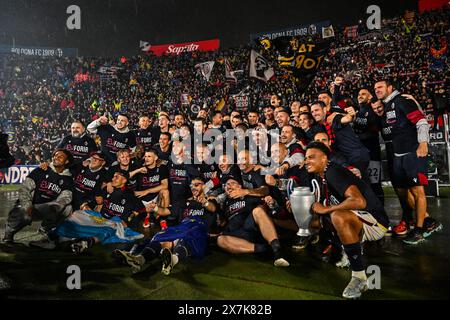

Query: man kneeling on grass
left=113, top=176, right=217, bottom=275
left=55, top=170, right=145, bottom=254
left=304, top=142, right=389, bottom=299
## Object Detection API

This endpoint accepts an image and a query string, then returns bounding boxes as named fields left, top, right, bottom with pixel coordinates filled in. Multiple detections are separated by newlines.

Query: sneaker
left=392, top=220, right=409, bottom=236
left=114, top=250, right=145, bottom=273
left=161, top=248, right=175, bottom=275
left=291, top=235, right=310, bottom=251
left=403, top=228, right=425, bottom=245
left=423, top=217, right=443, bottom=238
left=274, top=257, right=290, bottom=267
left=71, top=240, right=89, bottom=254
left=29, top=237, right=57, bottom=250
left=2, top=214, right=32, bottom=243
left=335, top=252, right=350, bottom=268
left=342, top=277, right=368, bottom=299
left=309, top=234, right=320, bottom=245
left=142, top=214, right=150, bottom=228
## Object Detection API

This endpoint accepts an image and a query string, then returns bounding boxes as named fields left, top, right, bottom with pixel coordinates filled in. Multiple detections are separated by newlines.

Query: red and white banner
left=141, top=39, right=220, bottom=56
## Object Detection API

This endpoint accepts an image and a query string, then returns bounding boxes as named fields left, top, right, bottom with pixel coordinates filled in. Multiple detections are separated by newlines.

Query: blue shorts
left=392, top=153, right=428, bottom=188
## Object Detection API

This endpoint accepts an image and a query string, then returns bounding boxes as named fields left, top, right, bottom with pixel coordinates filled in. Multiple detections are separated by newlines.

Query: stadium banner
left=141, top=39, right=220, bottom=56
left=250, top=21, right=331, bottom=41
left=232, top=93, right=250, bottom=112
left=0, top=165, right=38, bottom=185
left=0, top=45, right=78, bottom=57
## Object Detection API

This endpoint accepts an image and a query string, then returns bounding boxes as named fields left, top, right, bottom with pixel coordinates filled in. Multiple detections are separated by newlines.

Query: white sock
left=352, top=270, right=367, bottom=280
left=172, top=254, right=179, bottom=266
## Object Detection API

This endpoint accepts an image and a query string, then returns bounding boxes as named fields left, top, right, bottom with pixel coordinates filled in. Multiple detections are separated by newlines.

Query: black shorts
left=392, top=153, right=428, bottom=188
left=222, top=213, right=265, bottom=244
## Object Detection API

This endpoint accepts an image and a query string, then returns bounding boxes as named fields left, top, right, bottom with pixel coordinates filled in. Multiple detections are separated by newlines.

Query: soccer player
left=216, top=175, right=289, bottom=267
left=87, top=113, right=136, bottom=164
left=113, top=177, right=217, bottom=275
left=305, top=142, right=389, bottom=299
left=3, top=149, right=74, bottom=248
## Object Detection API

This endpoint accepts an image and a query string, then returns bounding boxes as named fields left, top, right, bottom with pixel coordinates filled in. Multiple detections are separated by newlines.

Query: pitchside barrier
left=0, top=165, right=38, bottom=185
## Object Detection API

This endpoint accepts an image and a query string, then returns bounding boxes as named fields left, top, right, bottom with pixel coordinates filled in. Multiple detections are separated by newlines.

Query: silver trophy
left=289, top=187, right=315, bottom=237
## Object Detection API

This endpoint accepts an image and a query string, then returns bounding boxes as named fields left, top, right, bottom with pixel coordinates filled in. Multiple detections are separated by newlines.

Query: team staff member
left=57, top=120, right=98, bottom=164
left=374, top=80, right=443, bottom=244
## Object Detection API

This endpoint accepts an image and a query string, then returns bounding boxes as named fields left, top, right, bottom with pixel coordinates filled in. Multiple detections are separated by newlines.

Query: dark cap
left=90, top=151, right=107, bottom=160
left=115, top=169, right=130, bottom=181
left=223, top=173, right=243, bottom=186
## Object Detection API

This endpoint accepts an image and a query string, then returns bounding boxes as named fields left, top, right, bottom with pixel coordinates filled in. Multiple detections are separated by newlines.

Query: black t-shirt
left=134, top=128, right=156, bottom=150
left=27, top=168, right=73, bottom=205
left=321, top=162, right=389, bottom=227
left=156, top=144, right=172, bottom=166
left=95, top=187, right=146, bottom=221
left=182, top=198, right=218, bottom=230
left=71, top=164, right=107, bottom=208
left=57, top=133, right=98, bottom=163
left=96, top=125, right=136, bottom=163
left=135, top=165, right=169, bottom=202
left=241, top=168, right=266, bottom=190
left=108, top=160, right=140, bottom=190
left=353, top=104, right=381, bottom=141
left=167, top=161, right=198, bottom=204
left=222, top=196, right=263, bottom=224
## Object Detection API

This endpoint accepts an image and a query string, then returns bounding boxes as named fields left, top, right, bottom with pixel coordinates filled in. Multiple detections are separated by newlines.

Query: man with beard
left=275, top=125, right=305, bottom=177
left=108, top=148, right=140, bottom=191
left=263, top=106, right=277, bottom=131
left=3, top=149, right=73, bottom=249
left=353, top=90, right=384, bottom=203
left=217, top=175, right=289, bottom=267
left=374, top=79, right=442, bottom=244
left=87, top=114, right=136, bottom=165
left=310, top=101, right=370, bottom=182
left=305, top=142, right=389, bottom=299
left=237, top=149, right=269, bottom=197
left=114, top=177, right=217, bottom=275
left=131, top=149, right=170, bottom=228
left=57, top=121, right=97, bottom=164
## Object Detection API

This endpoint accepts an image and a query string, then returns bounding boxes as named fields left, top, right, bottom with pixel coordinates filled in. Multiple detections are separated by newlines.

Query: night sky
left=0, top=0, right=418, bottom=56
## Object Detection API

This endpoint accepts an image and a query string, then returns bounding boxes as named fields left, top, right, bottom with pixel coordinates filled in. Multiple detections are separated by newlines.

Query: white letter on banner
left=66, top=5, right=81, bottom=30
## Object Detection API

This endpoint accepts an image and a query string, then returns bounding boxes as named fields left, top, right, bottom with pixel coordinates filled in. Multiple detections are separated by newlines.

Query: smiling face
left=144, top=151, right=157, bottom=167
left=190, top=178, right=204, bottom=198
left=276, top=112, right=289, bottom=128
left=71, top=122, right=84, bottom=138
left=117, top=150, right=130, bottom=166
left=318, top=93, right=332, bottom=107
left=116, top=115, right=129, bottom=130
left=374, top=81, right=393, bottom=100
left=138, top=116, right=150, bottom=130
left=112, top=172, right=127, bottom=188
left=52, top=150, right=69, bottom=168
left=371, top=100, right=384, bottom=116
left=305, top=148, right=328, bottom=175
left=225, top=179, right=242, bottom=196
left=310, top=103, right=326, bottom=123
left=280, top=126, right=295, bottom=144
left=218, top=154, right=231, bottom=172
left=357, top=89, right=372, bottom=105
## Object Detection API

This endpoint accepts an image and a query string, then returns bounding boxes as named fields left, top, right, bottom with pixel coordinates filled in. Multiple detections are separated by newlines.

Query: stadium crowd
left=0, top=8, right=448, bottom=299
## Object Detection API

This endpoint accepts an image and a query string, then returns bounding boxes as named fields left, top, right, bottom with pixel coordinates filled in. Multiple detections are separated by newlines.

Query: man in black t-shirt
left=113, top=177, right=217, bottom=275
left=134, top=115, right=156, bottom=151
left=87, top=114, right=136, bottom=165
left=216, top=175, right=289, bottom=268
left=131, top=149, right=170, bottom=228
left=305, top=142, right=389, bottom=299
left=237, top=149, right=269, bottom=198
left=59, top=169, right=146, bottom=254
left=57, top=121, right=98, bottom=164
left=3, top=149, right=74, bottom=248
left=72, top=151, right=108, bottom=210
